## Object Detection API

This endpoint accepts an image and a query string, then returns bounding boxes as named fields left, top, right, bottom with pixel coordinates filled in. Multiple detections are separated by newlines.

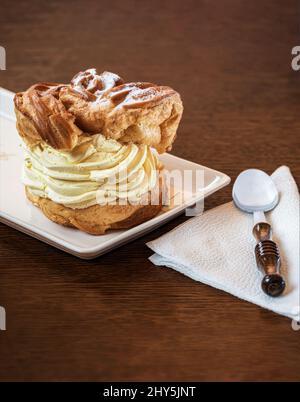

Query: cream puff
left=14, top=69, right=183, bottom=234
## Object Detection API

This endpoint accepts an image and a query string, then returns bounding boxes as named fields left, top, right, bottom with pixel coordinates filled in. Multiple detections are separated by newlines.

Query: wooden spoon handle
left=253, top=223, right=286, bottom=297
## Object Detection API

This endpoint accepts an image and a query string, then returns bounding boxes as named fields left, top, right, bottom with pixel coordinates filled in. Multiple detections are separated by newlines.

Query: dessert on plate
left=14, top=68, right=183, bottom=234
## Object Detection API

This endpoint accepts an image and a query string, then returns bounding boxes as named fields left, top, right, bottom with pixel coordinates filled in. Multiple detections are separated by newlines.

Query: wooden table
left=0, top=0, right=299, bottom=381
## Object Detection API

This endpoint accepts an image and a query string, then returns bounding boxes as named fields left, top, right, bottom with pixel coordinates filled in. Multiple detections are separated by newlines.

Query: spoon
left=232, top=169, right=286, bottom=297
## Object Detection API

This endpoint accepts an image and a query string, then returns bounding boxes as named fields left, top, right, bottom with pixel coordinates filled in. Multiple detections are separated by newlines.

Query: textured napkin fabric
left=148, top=166, right=300, bottom=320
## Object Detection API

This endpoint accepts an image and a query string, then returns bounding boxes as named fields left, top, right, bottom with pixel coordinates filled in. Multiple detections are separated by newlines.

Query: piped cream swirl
left=22, top=134, right=160, bottom=209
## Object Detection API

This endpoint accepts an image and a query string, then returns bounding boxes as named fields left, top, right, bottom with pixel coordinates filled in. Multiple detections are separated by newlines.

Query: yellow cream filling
left=22, top=134, right=159, bottom=209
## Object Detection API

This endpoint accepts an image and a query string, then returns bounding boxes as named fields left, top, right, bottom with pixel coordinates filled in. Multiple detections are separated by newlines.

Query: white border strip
left=0, top=87, right=15, bottom=121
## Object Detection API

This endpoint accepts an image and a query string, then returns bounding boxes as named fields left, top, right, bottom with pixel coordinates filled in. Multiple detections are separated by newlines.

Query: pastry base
left=25, top=179, right=163, bottom=235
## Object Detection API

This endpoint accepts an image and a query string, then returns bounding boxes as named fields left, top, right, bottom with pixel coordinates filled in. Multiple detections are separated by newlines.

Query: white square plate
left=0, top=87, right=230, bottom=258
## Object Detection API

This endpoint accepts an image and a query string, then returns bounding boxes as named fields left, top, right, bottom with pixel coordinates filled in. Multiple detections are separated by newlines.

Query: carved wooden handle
left=253, top=223, right=286, bottom=297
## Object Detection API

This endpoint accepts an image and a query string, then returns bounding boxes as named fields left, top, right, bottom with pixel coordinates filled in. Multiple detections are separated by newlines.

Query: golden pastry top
left=14, top=68, right=183, bottom=153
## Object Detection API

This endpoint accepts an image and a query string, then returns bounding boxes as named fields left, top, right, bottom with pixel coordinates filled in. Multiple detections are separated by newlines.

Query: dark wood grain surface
left=0, top=0, right=299, bottom=381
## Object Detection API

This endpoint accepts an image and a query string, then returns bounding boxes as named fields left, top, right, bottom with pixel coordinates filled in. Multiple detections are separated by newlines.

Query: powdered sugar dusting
left=71, top=69, right=123, bottom=99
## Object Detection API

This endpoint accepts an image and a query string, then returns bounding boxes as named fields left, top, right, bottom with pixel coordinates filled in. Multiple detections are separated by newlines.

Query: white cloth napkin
left=148, top=166, right=300, bottom=320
